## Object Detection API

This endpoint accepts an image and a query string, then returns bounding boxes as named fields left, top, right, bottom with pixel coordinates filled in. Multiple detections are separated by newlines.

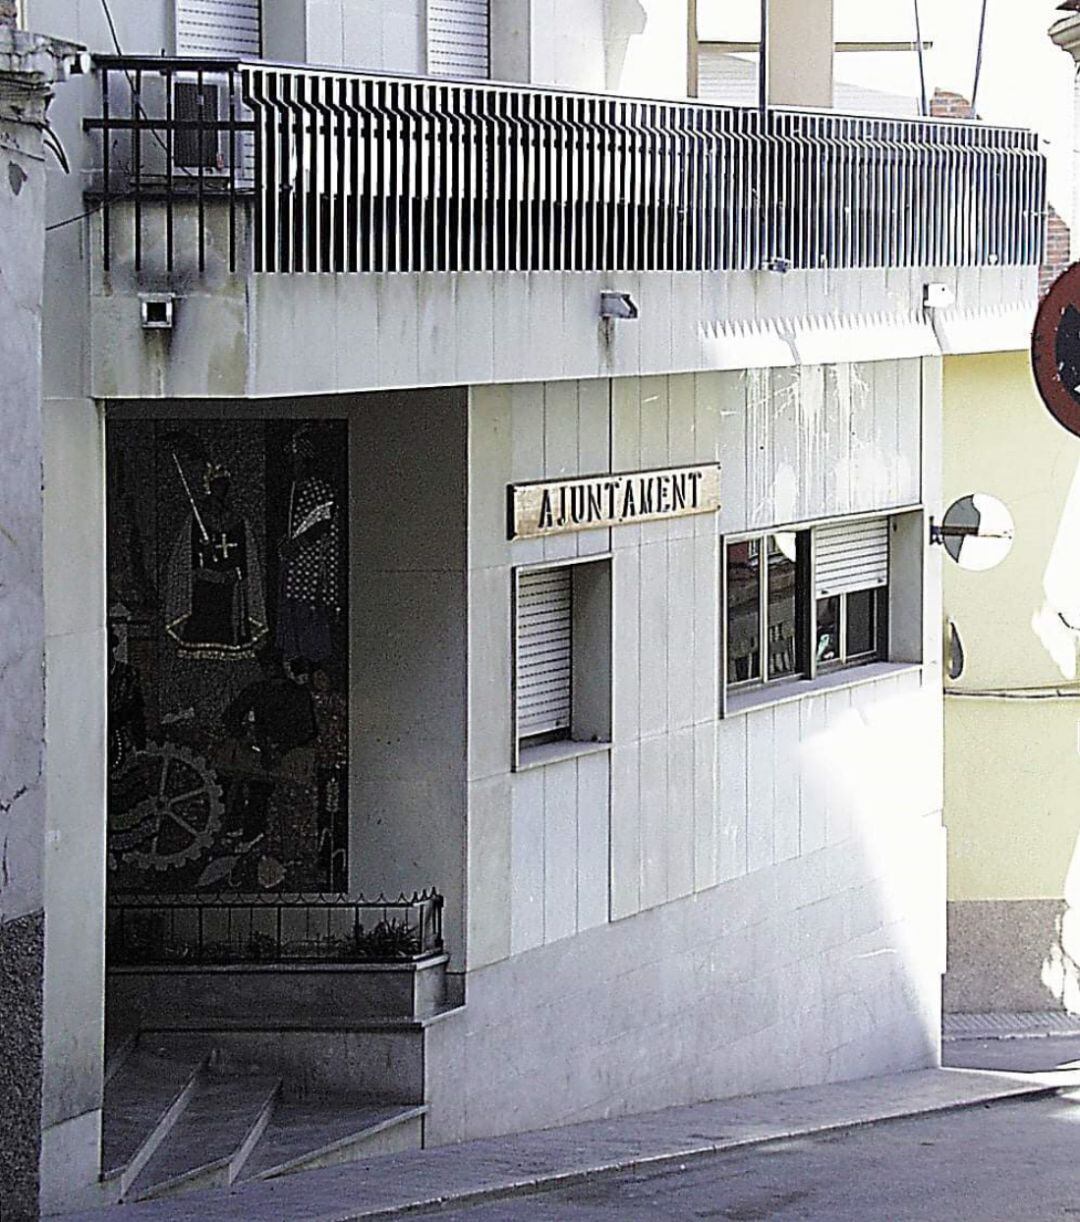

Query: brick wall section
left=930, top=89, right=975, bottom=120
left=1042, top=206, right=1072, bottom=298
left=0, top=1, right=17, bottom=25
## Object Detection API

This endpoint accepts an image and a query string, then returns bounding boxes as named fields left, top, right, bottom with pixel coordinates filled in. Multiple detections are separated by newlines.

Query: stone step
left=241, top=1101, right=427, bottom=1181
left=101, top=1035, right=212, bottom=1196
left=127, top=1069, right=281, bottom=1201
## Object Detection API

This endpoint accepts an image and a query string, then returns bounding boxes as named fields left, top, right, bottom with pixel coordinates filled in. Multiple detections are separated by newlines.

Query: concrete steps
left=101, top=1036, right=212, bottom=1197
left=240, top=1101, right=427, bottom=1181
left=100, top=1034, right=426, bottom=1204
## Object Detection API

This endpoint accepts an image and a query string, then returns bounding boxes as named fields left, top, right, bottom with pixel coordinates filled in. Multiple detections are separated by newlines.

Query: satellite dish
left=933, top=494, right=1015, bottom=572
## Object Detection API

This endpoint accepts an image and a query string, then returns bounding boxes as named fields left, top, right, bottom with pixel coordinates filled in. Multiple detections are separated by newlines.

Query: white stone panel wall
left=467, top=362, right=934, bottom=973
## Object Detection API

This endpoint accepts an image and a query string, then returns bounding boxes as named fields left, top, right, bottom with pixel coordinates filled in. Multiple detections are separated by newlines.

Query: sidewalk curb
left=334, top=1079, right=1060, bottom=1220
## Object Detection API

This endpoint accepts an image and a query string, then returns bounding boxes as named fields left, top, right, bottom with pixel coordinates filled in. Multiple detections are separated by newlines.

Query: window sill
left=515, top=738, right=612, bottom=772
left=724, top=661, right=923, bottom=718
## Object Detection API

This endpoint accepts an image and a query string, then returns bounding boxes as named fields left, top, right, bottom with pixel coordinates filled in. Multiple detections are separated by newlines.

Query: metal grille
left=175, top=0, right=261, bottom=57
left=107, top=890, right=444, bottom=965
left=815, top=518, right=889, bottom=598
left=427, top=0, right=489, bottom=79
left=241, top=67, right=1045, bottom=274
left=516, top=567, right=572, bottom=740
left=85, top=58, right=1047, bottom=278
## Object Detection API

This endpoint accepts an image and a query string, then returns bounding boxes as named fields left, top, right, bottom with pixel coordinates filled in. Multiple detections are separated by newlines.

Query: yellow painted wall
left=944, top=351, right=1080, bottom=901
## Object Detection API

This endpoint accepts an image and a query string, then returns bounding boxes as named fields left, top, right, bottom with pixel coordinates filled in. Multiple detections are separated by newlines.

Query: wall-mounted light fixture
left=923, top=282, right=955, bottom=310
left=140, top=293, right=175, bottom=330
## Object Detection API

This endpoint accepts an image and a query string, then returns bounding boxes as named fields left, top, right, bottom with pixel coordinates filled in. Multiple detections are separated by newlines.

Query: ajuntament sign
left=509, top=464, right=721, bottom=540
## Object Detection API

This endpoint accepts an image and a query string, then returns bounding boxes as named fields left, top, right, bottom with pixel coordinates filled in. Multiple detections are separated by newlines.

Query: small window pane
left=727, top=540, right=760, bottom=683
left=767, top=535, right=799, bottom=679
left=816, top=596, right=840, bottom=663
left=846, top=587, right=878, bottom=658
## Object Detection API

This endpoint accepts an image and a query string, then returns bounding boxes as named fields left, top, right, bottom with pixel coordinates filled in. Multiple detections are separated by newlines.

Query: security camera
left=600, top=291, right=639, bottom=321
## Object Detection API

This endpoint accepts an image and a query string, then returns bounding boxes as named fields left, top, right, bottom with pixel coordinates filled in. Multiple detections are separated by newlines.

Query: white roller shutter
left=175, top=0, right=261, bottom=57
left=427, top=0, right=489, bottom=78
left=516, top=568, right=572, bottom=740
left=815, top=518, right=889, bottom=598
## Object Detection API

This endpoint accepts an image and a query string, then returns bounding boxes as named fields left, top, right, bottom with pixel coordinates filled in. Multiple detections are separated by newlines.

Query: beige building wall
left=943, top=350, right=1080, bottom=1013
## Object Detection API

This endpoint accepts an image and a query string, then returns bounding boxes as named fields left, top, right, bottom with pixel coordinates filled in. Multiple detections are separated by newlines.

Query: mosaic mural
left=106, top=419, right=349, bottom=894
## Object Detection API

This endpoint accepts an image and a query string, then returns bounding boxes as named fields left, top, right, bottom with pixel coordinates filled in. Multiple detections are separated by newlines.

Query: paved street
left=417, top=1040, right=1080, bottom=1222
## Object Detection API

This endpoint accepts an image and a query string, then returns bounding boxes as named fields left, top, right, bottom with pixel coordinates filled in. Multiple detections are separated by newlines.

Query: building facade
left=938, top=15, right=1080, bottom=1019
left=6, top=0, right=1047, bottom=1212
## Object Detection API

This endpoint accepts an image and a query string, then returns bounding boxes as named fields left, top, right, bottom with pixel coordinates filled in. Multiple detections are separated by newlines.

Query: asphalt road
left=417, top=1039, right=1080, bottom=1221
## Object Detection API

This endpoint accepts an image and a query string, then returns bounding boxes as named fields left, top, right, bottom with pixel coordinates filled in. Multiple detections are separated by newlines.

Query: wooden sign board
left=509, top=464, right=722, bottom=540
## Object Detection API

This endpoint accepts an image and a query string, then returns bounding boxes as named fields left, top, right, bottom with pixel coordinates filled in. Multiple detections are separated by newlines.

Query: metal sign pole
left=913, top=0, right=928, bottom=116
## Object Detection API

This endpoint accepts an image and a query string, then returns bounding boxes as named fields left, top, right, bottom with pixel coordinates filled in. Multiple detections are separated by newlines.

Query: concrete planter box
left=108, top=953, right=448, bottom=1036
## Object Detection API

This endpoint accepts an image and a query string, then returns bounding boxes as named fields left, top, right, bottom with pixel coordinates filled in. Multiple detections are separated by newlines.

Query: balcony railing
left=86, top=56, right=1046, bottom=277
left=107, top=890, right=445, bottom=965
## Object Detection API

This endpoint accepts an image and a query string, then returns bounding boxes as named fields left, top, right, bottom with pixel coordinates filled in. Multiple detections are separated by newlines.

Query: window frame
left=722, top=511, right=900, bottom=710
left=724, top=529, right=812, bottom=693
left=512, top=553, right=613, bottom=771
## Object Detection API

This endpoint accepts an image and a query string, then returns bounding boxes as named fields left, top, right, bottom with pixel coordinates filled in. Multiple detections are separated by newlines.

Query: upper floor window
left=175, top=0, right=261, bottom=58
left=813, top=518, right=889, bottom=671
left=514, top=557, right=612, bottom=768
left=427, top=0, right=489, bottom=79
left=725, top=516, right=891, bottom=699
left=726, top=532, right=811, bottom=689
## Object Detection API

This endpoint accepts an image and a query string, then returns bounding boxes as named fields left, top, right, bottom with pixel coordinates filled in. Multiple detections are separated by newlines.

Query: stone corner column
left=0, top=24, right=83, bottom=1221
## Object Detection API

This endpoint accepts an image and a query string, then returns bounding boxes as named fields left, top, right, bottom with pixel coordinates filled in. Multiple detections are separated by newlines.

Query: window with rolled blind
left=724, top=513, right=899, bottom=703
left=513, top=559, right=612, bottom=762
left=175, top=0, right=261, bottom=57
left=427, top=0, right=490, bottom=79
left=515, top=567, right=573, bottom=742
left=814, top=518, right=890, bottom=598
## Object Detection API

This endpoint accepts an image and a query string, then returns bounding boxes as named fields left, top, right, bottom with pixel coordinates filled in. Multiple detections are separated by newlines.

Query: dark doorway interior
left=105, top=417, right=349, bottom=904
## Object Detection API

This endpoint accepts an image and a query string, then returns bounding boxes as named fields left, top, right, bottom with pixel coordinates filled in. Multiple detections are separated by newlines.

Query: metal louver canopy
left=516, top=568, right=572, bottom=739
left=175, top=0, right=261, bottom=56
left=815, top=518, right=889, bottom=598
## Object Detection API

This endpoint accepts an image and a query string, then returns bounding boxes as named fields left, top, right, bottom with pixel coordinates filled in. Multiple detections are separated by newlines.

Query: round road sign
left=1032, top=263, right=1080, bottom=440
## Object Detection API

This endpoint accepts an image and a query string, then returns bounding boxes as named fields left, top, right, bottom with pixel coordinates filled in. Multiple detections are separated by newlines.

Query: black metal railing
left=85, top=56, right=1046, bottom=277
left=106, top=890, right=444, bottom=966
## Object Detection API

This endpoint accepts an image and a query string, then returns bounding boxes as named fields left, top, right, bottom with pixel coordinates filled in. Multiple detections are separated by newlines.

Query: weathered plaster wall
left=0, top=57, right=48, bottom=1222
left=942, top=350, right=1080, bottom=1014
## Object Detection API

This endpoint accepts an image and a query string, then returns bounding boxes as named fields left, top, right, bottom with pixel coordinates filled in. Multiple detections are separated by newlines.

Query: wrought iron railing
left=85, top=56, right=1046, bottom=277
left=106, top=890, right=444, bottom=966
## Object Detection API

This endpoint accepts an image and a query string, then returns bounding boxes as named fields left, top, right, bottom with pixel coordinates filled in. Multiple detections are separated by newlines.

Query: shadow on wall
left=1032, top=458, right=1080, bottom=679
left=604, top=0, right=647, bottom=93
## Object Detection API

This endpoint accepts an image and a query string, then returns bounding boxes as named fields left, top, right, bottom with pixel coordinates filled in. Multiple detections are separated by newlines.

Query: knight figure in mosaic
left=164, top=454, right=268, bottom=661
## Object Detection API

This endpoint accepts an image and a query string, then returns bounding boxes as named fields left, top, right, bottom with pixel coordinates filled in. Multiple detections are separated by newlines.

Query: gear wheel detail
left=111, top=741, right=224, bottom=871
